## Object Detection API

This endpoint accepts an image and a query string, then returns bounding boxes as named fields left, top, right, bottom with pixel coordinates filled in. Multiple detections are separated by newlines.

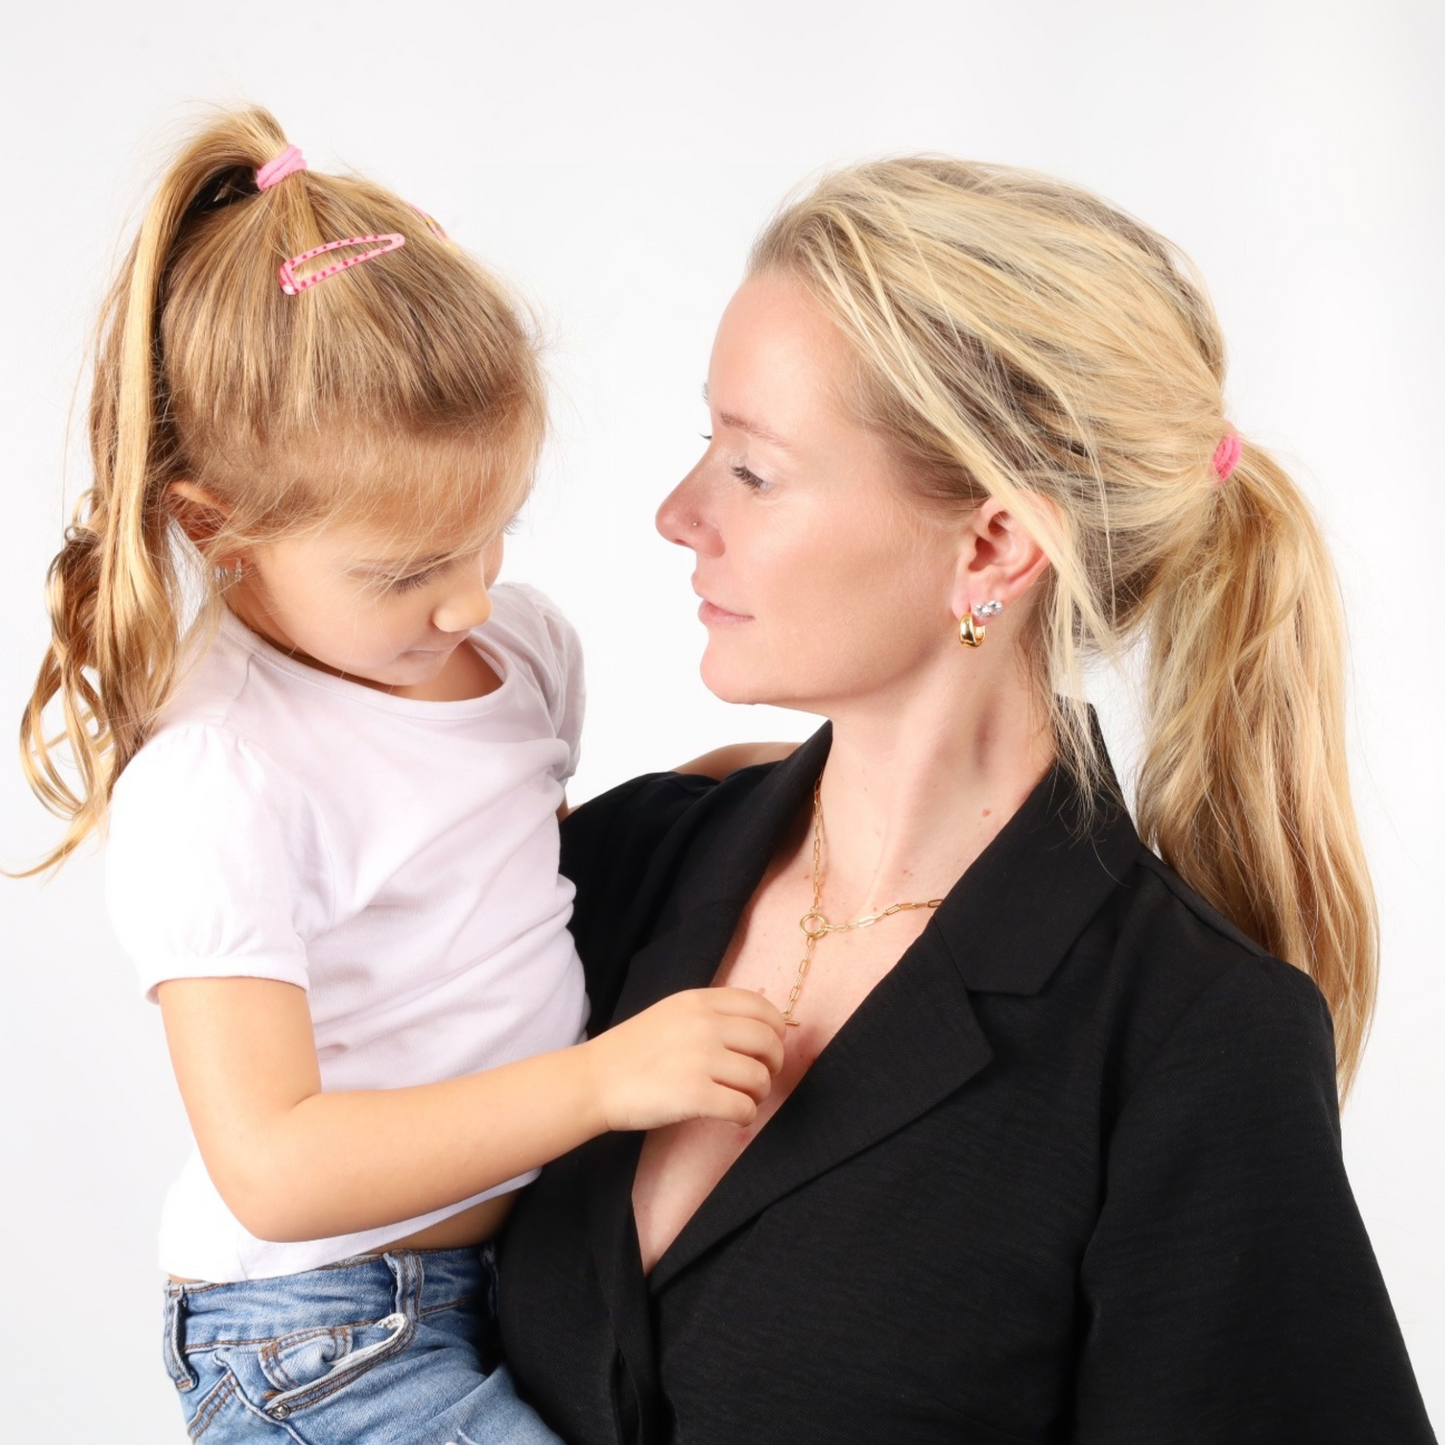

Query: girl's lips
left=699, top=599, right=751, bottom=625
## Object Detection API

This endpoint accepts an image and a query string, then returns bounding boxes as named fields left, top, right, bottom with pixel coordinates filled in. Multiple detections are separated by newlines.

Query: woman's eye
left=700, top=433, right=713, bottom=442
left=730, top=462, right=769, bottom=491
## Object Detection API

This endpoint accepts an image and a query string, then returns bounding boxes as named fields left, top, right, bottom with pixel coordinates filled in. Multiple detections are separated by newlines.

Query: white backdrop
left=2, top=1, right=1440, bottom=1437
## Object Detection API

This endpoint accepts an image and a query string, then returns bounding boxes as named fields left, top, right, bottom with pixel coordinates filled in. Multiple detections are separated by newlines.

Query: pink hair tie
left=1211, top=429, right=1242, bottom=485
left=278, top=233, right=407, bottom=295
left=256, top=145, right=307, bottom=192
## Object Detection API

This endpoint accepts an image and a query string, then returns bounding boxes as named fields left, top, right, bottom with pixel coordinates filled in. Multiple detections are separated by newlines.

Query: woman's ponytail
left=1136, top=444, right=1377, bottom=1096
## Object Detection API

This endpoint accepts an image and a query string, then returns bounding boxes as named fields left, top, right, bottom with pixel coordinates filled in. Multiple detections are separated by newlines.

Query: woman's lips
left=698, top=598, right=751, bottom=625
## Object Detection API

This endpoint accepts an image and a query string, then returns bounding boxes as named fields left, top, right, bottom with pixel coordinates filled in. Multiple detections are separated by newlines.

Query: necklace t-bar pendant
left=781, top=778, right=944, bottom=1029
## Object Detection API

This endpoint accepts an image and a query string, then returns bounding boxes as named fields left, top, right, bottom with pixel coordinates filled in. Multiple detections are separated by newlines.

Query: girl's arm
left=159, top=976, right=784, bottom=1243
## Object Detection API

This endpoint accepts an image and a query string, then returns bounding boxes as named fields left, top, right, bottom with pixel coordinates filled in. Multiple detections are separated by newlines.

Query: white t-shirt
left=105, top=583, right=590, bottom=1282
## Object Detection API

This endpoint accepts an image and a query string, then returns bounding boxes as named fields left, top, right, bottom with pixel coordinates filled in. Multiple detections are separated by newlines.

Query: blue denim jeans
left=162, top=1245, right=560, bottom=1443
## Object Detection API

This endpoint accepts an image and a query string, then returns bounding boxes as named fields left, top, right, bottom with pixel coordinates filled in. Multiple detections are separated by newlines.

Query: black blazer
left=499, top=726, right=1434, bottom=1444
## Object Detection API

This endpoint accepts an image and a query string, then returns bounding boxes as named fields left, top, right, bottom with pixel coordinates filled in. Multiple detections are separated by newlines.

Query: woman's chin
left=699, top=650, right=770, bottom=707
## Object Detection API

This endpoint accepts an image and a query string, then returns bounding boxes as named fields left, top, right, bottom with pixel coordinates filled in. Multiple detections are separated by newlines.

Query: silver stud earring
left=959, top=599, right=1003, bottom=649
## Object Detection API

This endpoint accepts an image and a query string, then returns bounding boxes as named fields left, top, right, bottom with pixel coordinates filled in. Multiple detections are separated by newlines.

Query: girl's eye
left=730, top=462, right=769, bottom=491
left=388, top=567, right=437, bottom=593
left=700, top=432, right=713, bottom=441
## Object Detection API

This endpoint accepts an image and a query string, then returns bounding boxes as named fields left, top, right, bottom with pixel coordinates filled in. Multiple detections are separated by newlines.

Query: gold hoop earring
left=958, top=600, right=1001, bottom=649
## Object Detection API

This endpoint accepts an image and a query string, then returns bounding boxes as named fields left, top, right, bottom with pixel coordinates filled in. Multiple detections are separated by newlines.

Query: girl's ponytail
left=19, top=110, right=291, bottom=871
left=21, top=106, right=546, bottom=874
left=1136, top=444, right=1377, bottom=1096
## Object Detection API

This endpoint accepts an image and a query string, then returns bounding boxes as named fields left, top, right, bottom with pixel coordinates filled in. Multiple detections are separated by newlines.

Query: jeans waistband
left=165, top=1245, right=493, bottom=1351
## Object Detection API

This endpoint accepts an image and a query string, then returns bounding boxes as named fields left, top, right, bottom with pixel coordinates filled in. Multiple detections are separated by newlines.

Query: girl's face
left=655, top=272, right=964, bottom=714
left=229, top=520, right=505, bottom=699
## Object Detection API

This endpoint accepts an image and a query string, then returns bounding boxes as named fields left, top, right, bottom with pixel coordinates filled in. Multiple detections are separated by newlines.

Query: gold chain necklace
left=782, top=778, right=945, bottom=1028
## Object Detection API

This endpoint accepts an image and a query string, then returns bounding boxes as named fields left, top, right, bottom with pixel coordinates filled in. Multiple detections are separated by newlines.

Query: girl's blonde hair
left=21, top=107, right=545, bottom=874
left=752, top=158, right=1376, bottom=1096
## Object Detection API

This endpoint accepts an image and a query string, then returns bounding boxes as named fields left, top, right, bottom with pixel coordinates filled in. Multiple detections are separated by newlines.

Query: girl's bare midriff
left=167, top=1192, right=516, bottom=1283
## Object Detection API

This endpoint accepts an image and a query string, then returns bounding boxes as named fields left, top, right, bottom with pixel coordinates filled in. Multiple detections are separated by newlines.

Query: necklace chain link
left=782, top=778, right=944, bottom=1028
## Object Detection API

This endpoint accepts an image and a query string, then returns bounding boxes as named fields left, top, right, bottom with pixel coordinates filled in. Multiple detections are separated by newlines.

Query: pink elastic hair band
left=256, top=145, right=307, bottom=191
left=1212, top=429, right=1242, bottom=484
left=278, top=233, right=407, bottom=296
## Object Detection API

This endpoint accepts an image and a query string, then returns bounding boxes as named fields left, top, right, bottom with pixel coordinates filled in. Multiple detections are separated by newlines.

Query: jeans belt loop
left=384, top=1249, right=424, bottom=1323
left=162, top=1284, right=198, bottom=1392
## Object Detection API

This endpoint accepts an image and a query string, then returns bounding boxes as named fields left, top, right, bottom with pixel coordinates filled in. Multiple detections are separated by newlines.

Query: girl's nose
left=432, top=563, right=492, bottom=635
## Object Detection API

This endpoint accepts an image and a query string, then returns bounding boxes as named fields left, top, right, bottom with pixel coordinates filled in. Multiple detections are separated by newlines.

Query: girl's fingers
left=718, top=1017, right=786, bottom=1074
left=708, top=1052, right=775, bottom=1104
left=704, top=987, right=788, bottom=1032
left=702, top=1084, right=760, bottom=1127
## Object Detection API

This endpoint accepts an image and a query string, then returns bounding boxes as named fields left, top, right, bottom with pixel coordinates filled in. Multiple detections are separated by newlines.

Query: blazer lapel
left=648, top=925, right=992, bottom=1292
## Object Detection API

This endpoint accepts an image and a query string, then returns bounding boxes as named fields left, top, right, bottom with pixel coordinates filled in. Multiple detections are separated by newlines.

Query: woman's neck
left=809, top=670, right=1055, bottom=916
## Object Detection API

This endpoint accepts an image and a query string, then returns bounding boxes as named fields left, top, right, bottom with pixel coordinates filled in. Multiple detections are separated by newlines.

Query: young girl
left=19, top=108, right=786, bottom=1443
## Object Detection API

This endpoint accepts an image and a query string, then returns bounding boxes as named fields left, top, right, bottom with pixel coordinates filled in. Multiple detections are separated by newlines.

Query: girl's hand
left=584, top=988, right=787, bottom=1132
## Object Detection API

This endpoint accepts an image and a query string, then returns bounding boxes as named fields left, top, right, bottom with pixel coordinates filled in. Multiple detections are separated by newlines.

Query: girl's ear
left=166, top=482, right=233, bottom=547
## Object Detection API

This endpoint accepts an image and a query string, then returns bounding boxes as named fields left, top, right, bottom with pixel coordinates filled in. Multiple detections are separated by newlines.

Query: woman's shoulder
left=560, top=766, right=738, bottom=916
left=1080, top=838, right=1337, bottom=1118
left=559, top=760, right=785, bottom=1012
left=560, top=754, right=787, bottom=887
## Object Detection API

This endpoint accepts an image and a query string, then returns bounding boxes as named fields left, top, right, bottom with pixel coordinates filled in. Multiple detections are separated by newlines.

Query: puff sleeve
left=503, top=582, right=586, bottom=783
left=105, top=726, right=330, bottom=1001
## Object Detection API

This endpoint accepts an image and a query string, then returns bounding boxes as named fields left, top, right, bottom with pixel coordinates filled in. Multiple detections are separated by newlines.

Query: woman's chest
left=631, top=888, right=935, bottom=1273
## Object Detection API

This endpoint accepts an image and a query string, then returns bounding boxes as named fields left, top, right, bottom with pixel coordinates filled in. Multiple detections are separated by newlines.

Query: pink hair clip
left=1211, top=428, right=1242, bottom=484
left=411, top=203, right=457, bottom=246
left=256, top=145, right=307, bottom=192
left=277, top=233, right=407, bottom=296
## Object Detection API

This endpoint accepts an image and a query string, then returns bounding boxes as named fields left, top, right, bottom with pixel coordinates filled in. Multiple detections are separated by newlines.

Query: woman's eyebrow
left=702, top=384, right=792, bottom=450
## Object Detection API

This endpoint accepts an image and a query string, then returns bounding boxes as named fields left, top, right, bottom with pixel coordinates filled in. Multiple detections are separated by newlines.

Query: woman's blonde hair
left=752, top=158, right=1376, bottom=1096
left=21, top=106, right=545, bottom=872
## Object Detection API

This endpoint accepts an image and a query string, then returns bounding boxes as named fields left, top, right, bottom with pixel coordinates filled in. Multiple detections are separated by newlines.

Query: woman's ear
left=948, top=495, right=1053, bottom=620
left=166, top=482, right=233, bottom=549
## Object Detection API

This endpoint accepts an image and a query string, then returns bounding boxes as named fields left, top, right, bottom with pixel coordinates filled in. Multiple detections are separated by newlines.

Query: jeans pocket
left=248, top=1310, right=414, bottom=1423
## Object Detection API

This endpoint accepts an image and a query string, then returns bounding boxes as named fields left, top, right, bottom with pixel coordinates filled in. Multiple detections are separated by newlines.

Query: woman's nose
left=432, top=562, right=492, bottom=634
left=656, top=472, right=712, bottom=551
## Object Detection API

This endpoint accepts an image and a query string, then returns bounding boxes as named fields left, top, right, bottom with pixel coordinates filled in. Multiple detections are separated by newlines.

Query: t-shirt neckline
left=214, top=604, right=515, bottom=719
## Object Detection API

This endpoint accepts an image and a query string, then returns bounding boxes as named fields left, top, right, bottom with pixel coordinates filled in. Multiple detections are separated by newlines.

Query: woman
left=498, top=160, right=1436, bottom=1443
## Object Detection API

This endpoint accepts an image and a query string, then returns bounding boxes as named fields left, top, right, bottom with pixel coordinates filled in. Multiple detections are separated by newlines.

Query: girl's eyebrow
left=353, top=553, right=449, bottom=573
left=702, top=383, right=792, bottom=451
